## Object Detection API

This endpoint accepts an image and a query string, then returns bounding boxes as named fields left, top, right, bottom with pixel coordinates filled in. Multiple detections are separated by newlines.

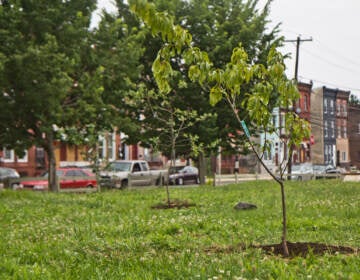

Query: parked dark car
left=169, top=166, right=200, bottom=185
left=21, top=167, right=97, bottom=191
left=0, top=167, right=22, bottom=189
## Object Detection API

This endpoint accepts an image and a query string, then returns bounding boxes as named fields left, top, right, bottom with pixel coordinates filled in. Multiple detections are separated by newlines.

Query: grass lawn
left=0, top=180, right=359, bottom=279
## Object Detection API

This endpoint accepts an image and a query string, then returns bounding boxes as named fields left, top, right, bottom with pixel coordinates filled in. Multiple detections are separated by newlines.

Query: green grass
left=0, top=180, right=359, bottom=279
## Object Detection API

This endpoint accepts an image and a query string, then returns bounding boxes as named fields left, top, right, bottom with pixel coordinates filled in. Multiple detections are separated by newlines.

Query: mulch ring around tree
left=151, top=199, right=196, bottom=209
left=205, top=242, right=358, bottom=258
left=257, top=242, right=358, bottom=258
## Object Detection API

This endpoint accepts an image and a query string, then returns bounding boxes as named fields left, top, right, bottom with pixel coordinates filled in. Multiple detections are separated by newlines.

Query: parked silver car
left=0, top=167, right=22, bottom=189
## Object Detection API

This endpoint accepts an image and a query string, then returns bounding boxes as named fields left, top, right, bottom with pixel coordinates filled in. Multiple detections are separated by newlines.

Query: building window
left=107, top=133, right=116, bottom=161
left=358, top=123, right=360, bottom=134
left=324, top=121, right=328, bottom=138
left=343, top=126, right=347, bottom=138
left=17, top=150, right=28, bottom=163
left=304, top=95, right=308, bottom=111
left=324, top=98, right=328, bottom=113
left=336, top=103, right=341, bottom=116
left=3, top=148, right=15, bottom=162
left=342, top=151, right=346, bottom=161
left=331, top=121, right=335, bottom=138
left=35, top=147, right=45, bottom=167
left=280, top=113, right=286, bottom=135
left=330, top=99, right=334, bottom=114
left=98, top=133, right=116, bottom=161
left=343, top=104, right=347, bottom=117
left=337, top=126, right=341, bottom=138
left=98, top=136, right=105, bottom=159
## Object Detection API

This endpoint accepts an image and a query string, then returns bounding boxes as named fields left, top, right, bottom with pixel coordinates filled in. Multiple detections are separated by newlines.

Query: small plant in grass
left=129, top=0, right=310, bottom=256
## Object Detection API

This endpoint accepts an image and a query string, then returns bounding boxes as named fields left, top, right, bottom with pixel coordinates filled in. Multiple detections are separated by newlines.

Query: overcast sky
left=92, top=0, right=360, bottom=97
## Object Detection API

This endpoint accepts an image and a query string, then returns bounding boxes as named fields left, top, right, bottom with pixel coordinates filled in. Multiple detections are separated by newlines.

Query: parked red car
left=21, top=168, right=97, bottom=191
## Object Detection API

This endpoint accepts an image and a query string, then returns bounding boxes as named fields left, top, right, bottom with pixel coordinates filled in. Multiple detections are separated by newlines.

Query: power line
left=314, top=39, right=360, bottom=69
left=300, top=46, right=359, bottom=74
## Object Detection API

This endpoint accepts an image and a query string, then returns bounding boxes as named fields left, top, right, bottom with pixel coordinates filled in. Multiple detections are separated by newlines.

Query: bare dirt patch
left=151, top=199, right=196, bottom=209
left=257, top=242, right=358, bottom=257
left=205, top=242, right=358, bottom=258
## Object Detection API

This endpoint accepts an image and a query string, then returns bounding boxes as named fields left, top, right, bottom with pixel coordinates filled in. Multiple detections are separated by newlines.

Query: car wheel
left=177, top=178, right=184, bottom=185
left=121, top=180, right=128, bottom=189
left=11, top=183, right=21, bottom=190
left=86, top=184, right=94, bottom=188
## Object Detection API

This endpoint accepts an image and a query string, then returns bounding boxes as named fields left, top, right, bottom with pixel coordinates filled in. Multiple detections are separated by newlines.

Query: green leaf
left=209, top=86, right=223, bottom=106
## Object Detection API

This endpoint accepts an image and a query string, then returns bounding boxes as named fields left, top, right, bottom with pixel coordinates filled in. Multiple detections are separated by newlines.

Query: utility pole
left=285, top=36, right=313, bottom=82
left=284, top=36, right=312, bottom=177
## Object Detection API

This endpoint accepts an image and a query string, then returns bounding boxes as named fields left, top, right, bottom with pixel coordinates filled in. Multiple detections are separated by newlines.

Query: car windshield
left=106, top=162, right=132, bottom=172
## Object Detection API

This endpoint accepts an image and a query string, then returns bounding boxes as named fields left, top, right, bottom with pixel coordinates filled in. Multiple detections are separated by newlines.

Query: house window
left=35, top=147, right=45, bottom=167
left=304, top=95, right=308, bottom=111
left=98, top=136, right=105, bottom=159
left=107, top=133, right=116, bottom=161
left=3, top=148, right=15, bottom=162
left=330, top=99, right=334, bottom=114
left=280, top=113, right=286, bottom=135
left=324, top=122, right=328, bottom=138
left=331, top=121, right=335, bottom=138
left=324, top=98, right=328, bottom=113
left=98, top=133, right=116, bottom=161
left=343, top=104, right=347, bottom=117
left=336, top=103, right=341, bottom=116
left=17, top=150, right=28, bottom=163
left=342, top=151, right=346, bottom=161
left=343, top=126, right=347, bottom=138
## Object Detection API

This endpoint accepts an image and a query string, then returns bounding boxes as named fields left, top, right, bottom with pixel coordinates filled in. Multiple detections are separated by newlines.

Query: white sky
left=92, top=0, right=360, bottom=97
left=258, top=0, right=360, bottom=97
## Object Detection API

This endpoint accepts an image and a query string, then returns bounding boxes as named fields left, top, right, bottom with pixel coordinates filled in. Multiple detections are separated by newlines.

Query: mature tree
left=128, top=0, right=310, bottom=257
left=0, top=0, right=110, bottom=191
left=91, top=10, right=146, bottom=146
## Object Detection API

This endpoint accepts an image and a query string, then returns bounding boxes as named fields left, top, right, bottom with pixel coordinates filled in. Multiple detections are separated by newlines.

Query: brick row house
left=311, top=86, right=351, bottom=168
left=348, top=104, right=360, bottom=169
left=0, top=128, right=165, bottom=176
left=258, top=83, right=354, bottom=174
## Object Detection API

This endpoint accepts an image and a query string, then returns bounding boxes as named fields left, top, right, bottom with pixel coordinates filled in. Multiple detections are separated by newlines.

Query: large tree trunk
left=46, top=132, right=58, bottom=192
left=198, top=151, right=206, bottom=185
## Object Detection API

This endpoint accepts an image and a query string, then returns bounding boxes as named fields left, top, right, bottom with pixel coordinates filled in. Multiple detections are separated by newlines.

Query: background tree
left=0, top=0, right=110, bottom=191
left=91, top=9, right=146, bottom=147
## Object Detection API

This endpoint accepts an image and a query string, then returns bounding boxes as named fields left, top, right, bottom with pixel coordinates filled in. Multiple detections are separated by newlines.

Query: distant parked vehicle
left=99, top=160, right=168, bottom=188
left=169, top=165, right=200, bottom=185
left=291, top=164, right=342, bottom=180
left=21, top=167, right=97, bottom=191
left=0, top=167, right=22, bottom=189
